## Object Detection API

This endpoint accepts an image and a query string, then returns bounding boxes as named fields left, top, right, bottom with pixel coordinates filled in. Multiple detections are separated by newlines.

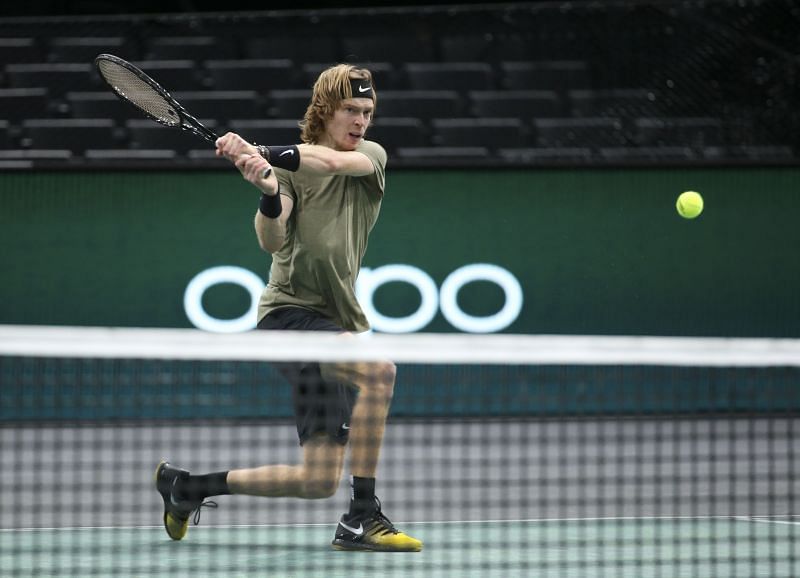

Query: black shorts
left=257, top=307, right=357, bottom=446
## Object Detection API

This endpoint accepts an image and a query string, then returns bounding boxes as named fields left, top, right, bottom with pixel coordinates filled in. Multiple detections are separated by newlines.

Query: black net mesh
left=1, top=327, right=798, bottom=577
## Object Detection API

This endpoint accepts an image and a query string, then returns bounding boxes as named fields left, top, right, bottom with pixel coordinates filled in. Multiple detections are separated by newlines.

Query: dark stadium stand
left=532, top=117, right=630, bottom=149
left=469, top=90, right=563, bottom=119
left=48, top=37, right=134, bottom=63
left=169, top=91, right=263, bottom=124
left=206, top=59, right=298, bottom=91
left=126, top=118, right=218, bottom=152
left=367, top=117, right=429, bottom=153
left=143, top=36, right=238, bottom=62
left=0, top=37, right=41, bottom=63
left=432, top=118, right=527, bottom=150
left=0, top=87, right=49, bottom=119
left=0, top=120, right=9, bottom=148
left=377, top=90, right=464, bottom=119
left=21, top=118, right=117, bottom=153
left=5, top=63, right=97, bottom=95
left=0, top=1, right=796, bottom=167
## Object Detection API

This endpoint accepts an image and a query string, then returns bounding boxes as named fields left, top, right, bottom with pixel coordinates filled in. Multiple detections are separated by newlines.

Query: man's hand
left=235, top=152, right=279, bottom=195
left=215, top=132, right=258, bottom=161
left=217, top=132, right=278, bottom=195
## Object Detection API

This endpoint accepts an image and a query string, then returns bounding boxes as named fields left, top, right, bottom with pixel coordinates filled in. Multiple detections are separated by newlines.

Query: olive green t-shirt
left=257, top=140, right=387, bottom=332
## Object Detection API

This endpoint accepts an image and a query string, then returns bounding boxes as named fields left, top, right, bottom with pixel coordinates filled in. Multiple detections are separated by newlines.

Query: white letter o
left=184, top=266, right=263, bottom=333
left=357, top=264, right=439, bottom=333
left=439, top=264, right=523, bottom=333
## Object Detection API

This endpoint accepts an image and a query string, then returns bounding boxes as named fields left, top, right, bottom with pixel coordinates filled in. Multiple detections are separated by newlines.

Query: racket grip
left=261, top=167, right=272, bottom=179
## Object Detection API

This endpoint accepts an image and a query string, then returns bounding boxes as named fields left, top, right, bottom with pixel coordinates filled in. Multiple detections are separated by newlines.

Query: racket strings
left=96, top=60, right=181, bottom=127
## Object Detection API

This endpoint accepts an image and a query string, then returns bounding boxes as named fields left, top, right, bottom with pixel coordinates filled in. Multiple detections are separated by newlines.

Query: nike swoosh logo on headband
left=358, top=85, right=372, bottom=93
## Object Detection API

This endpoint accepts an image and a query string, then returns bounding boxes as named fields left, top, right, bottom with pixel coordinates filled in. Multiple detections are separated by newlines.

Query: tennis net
left=1, top=325, right=798, bottom=577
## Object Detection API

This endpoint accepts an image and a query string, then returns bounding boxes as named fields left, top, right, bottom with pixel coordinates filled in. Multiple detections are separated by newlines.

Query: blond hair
left=299, top=64, right=376, bottom=144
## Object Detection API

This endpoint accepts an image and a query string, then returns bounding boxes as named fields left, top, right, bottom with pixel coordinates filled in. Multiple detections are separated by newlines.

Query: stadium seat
left=568, top=89, right=665, bottom=118
left=633, top=117, right=724, bottom=149
left=498, top=147, right=594, bottom=164
left=366, top=117, right=429, bottom=153
left=186, top=149, right=229, bottom=165
left=268, top=90, right=311, bottom=120
left=227, top=119, right=302, bottom=146
left=501, top=61, right=590, bottom=91
left=48, top=37, right=136, bottom=63
left=205, top=59, right=298, bottom=92
left=244, top=35, right=339, bottom=65
left=0, top=149, right=73, bottom=162
left=724, top=145, right=795, bottom=162
left=0, top=120, right=10, bottom=148
left=5, top=63, right=97, bottom=96
left=493, top=34, right=538, bottom=61
left=144, top=36, right=237, bottom=62
left=598, top=146, right=697, bottom=163
left=405, top=63, right=496, bottom=91
left=0, top=88, right=50, bottom=120
left=0, top=38, right=43, bottom=63
left=169, top=91, right=263, bottom=124
left=131, top=60, right=205, bottom=91
left=85, top=149, right=178, bottom=161
left=126, top=119, right=218, bottom=154
left=469, top=90, right=562, bottom=118
left=431, top=118, right=526, bottom=149
left=21, top=119, right=117, bottom=153
left=377, top=90, right=464, bottom=119
left=66, top=92, right=137, bottom=123
left=395, top=146, right=490, bottom=165
left=439, top=33, right=494, bottom=62
left=532, top=117, right=629, bottom=148
left=342, top=34, right=435, bottom=65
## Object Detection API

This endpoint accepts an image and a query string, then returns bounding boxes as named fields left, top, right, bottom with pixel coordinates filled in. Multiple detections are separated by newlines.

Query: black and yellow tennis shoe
left=332, top=498, right=422, bottom=552
left=154, top=460, right=216, bottom=541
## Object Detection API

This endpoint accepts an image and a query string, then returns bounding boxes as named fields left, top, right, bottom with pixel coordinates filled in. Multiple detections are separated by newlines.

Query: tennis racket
left=94, top=53, right=217, bottom=144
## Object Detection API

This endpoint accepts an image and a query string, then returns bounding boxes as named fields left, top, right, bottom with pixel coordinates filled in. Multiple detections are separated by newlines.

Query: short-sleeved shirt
left=257, top=140, right=387, bottom=333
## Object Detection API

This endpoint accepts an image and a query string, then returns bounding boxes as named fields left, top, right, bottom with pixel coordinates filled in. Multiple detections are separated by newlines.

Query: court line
left=2, top=514, right=792, bottom=533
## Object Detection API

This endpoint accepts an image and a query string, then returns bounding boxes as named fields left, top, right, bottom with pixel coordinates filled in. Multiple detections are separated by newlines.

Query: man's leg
left=156, top=436, right=345, bottom=541
left=322, top=360, right=423, bottom=552
left=322, top=360, right=396, bottom=481
left=226, top=435, right=345, bottom=499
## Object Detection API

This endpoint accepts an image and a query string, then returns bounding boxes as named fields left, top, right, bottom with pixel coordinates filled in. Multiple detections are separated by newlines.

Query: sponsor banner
left=1, top=168, right=799, bottom=336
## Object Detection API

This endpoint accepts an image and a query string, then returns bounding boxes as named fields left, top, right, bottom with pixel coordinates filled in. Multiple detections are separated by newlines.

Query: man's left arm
left=295, top=144, right=375, bottom=176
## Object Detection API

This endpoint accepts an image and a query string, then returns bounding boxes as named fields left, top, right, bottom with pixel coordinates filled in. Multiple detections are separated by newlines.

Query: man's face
left=324, top=98, right=374, bottom=150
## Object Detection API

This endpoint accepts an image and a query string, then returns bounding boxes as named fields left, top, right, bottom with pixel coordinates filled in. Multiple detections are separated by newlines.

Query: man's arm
left=215, top=132, right=375, bottom=177
left=295, top=144, right=375, bottom=176
left=254, top=193, right=293, bottom=254
left=229, top=152, right=294, bottom=254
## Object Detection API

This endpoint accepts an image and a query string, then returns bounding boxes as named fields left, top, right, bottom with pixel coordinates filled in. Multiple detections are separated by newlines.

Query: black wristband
left=259, top=186, right=282, bottom=219
left=257, top=145, right=300, bottom=172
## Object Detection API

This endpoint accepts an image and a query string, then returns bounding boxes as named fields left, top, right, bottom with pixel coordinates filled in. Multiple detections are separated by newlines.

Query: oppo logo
left=184, top=263, right=523, bottom=334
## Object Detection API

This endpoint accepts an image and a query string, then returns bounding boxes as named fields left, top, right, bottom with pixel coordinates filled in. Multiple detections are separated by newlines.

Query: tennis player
left=155, top=64, right=422, bottom=552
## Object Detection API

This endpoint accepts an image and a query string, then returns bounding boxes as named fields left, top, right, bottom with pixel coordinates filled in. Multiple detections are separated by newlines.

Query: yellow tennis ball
left=676, top=191, right=704, bottom=219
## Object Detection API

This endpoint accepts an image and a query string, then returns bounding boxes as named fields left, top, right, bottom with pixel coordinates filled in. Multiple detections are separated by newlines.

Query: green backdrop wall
left=1, top=167, right=799, bottom=337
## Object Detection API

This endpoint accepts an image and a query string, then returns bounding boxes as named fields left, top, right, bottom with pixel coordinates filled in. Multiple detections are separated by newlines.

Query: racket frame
left=94, top=53, right=218, bottom=143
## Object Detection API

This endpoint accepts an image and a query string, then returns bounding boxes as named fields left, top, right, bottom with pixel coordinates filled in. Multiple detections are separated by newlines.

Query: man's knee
left=321, top=360, right=396, bottom=394
left=301, top=474, right=340, bottom=499
left=375, top=360, right=396, bottom=388
left=364, top=360, right=395, bottom=401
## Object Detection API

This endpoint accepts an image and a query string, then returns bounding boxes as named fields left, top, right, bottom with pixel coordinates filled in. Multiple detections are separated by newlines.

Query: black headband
left=349, top=78, right=374, bottom=99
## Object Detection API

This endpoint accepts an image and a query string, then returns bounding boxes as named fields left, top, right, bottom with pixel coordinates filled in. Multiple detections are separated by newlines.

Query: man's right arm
left=254, top=193, right=293, bottom=254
